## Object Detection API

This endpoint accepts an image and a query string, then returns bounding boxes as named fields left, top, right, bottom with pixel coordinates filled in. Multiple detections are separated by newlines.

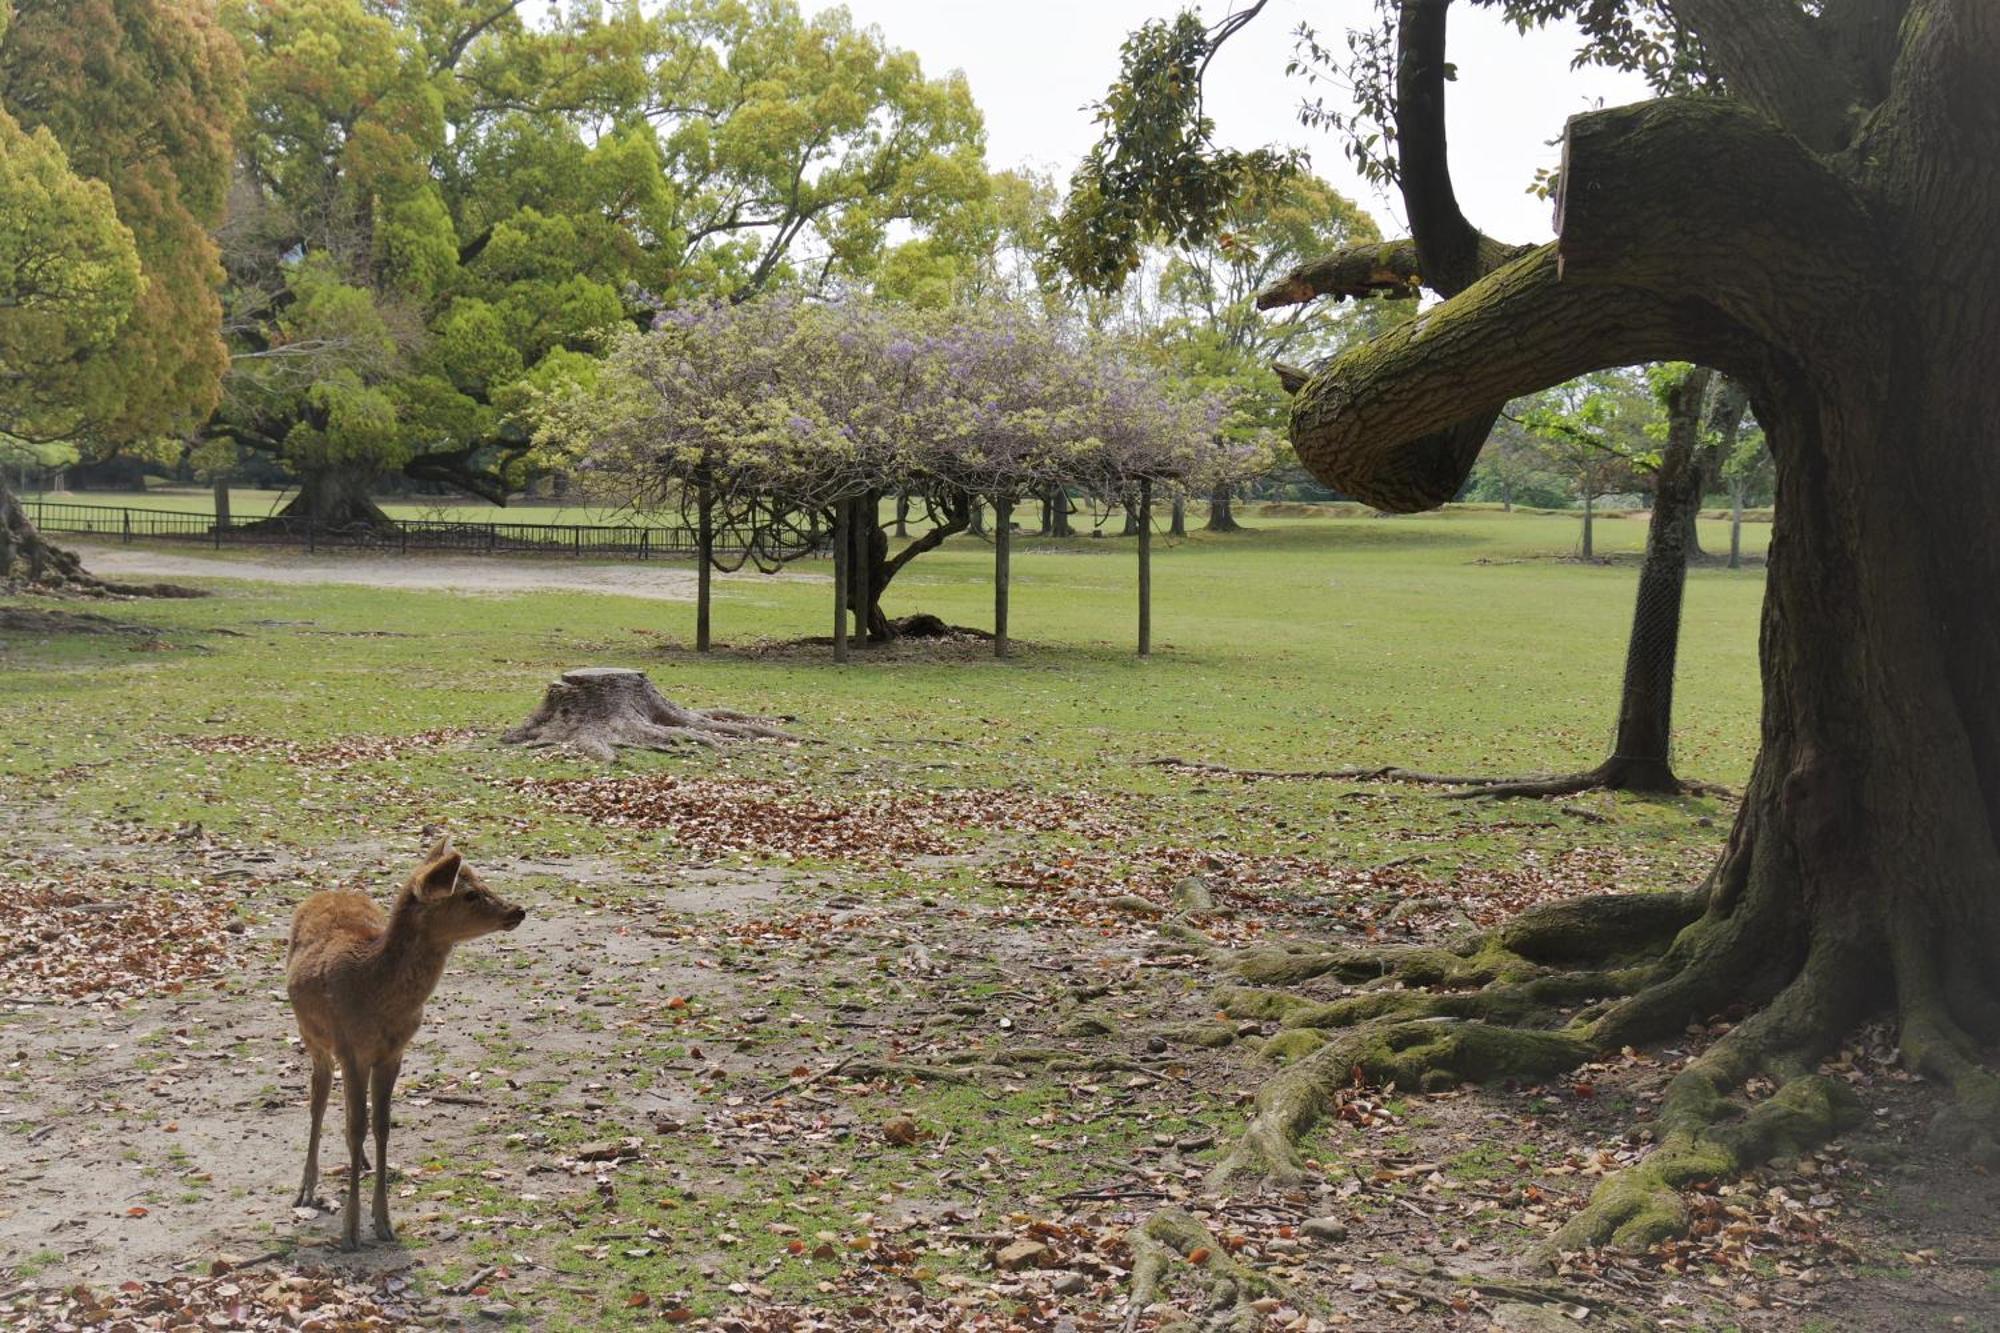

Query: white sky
left=833, top=0, right=1653, bottom=244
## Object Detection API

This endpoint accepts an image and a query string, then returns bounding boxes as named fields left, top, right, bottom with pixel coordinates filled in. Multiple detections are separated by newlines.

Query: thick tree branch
left=1667, top=0, right=1859, bottom=151
left=1556, top=99, right=1884, bottom=367
left=1286, top=245, right=1751, bottom=512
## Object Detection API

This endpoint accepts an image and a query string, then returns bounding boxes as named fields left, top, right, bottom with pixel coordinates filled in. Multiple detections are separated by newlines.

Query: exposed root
left=502, top=667, right=796, bottom=762
left=1210, top=1018, right=1595, bottom=1190
left=1551, top=956, right=1865, bottom=1254
left=1226, top=891, right=1699, bottom=988
left=1123, top=1207, right=1287, bottom=1333
left=1894, top=931, right=2000, bottom=1166
left=1141, top=754, right=1732, bottom=799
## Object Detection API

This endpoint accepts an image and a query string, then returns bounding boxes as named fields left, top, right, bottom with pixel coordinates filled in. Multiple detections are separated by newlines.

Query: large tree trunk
left=1204, top=481, right=1241, bottom=532
left=1169, top=492, right=1187, bottom=538
left=247, top=470, right=396, bottom=534
left=1247, top=44, right=2000, bottom=1253
left=1, top=478, right=97, bottom=591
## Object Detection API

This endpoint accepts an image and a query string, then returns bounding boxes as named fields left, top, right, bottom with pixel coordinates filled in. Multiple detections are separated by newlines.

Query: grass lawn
left=10, top=509, right=1971, bottom=1333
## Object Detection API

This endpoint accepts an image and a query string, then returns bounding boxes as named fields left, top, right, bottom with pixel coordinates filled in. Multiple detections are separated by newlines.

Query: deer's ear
left=423, top=831, right=453, bottom=861
left=417, top=850, right=463, bottom=901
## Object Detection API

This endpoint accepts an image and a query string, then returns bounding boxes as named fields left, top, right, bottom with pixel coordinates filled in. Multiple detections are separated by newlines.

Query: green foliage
left=211, top=0, right=989, bottom=505
left=1510, top=370, right=1658, bottom=504
left=1048, top=11, right=1299, bottom=294
left=0, top=110, right=143, bottom=443
left=0, top=0, right=241, bottom=447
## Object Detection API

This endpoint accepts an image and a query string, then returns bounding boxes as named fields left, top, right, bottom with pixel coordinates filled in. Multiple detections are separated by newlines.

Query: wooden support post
left=831, top=496, right=850, bottom=663
left=696, top=478, right=714, bottom=653
left=1137, top=478, right=1153, bottom=657
left=993, top=495, right=1012, bottom=659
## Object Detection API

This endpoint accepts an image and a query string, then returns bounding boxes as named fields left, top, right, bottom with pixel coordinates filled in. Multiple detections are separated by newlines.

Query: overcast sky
left=834, top=0, right=1653, bottom=243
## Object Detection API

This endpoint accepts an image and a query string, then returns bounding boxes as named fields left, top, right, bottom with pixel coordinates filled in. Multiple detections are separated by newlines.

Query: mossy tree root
left=1122, top=1207, right=1287, bottom=1333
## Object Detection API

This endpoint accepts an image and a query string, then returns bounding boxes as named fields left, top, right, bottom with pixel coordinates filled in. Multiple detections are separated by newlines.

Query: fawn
left=285, top=836, right=526, bottom=1249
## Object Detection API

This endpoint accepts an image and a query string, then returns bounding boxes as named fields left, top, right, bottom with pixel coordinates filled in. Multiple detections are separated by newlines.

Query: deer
left=285, top=835, right=526, bottom=1250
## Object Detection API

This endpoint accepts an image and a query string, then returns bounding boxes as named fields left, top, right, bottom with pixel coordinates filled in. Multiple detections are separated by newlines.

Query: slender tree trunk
left=695, top=479, right=714, bottom=653
left=993, top=496, right=1012, bottom=659
left=1205, top=481, right=1241, bottom=532
left=1599, top=367, right=1711, bottom=791
left=969, top=501, right=985, bottom=536
left=1729, top=480, right=1744, bottom=569
left=212, top=477, right=231, bottom=531
left=1137, top=480, right=1153, bottom=657
left=830, top=498, right=849, bottom=664
left=1037, top=492, right=1052, bottom=537
left=894, top=492, right=909, bottom=538
left=1581, top=491, right=1595, bottom=559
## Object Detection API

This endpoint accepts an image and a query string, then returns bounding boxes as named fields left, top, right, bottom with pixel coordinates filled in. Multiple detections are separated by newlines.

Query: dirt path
left=61, top=540, right=781, bottom=601
left=5, top=747, right=1996, bottom=1330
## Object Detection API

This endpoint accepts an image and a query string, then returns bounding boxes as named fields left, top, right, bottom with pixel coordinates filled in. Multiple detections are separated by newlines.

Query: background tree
left=1513, top=370, right=1652, bottom=559
left=208, top=0, right=987, bottom=528
left=1059, top=0, right=2000, bottom=1286
left=1147, top=174, right=1384, bottom=529
left=0, top=0, right=239, bottom=588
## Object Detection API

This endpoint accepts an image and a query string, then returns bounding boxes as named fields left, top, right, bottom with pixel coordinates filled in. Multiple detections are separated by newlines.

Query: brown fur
left=285, top=836, right=525, bottom=1249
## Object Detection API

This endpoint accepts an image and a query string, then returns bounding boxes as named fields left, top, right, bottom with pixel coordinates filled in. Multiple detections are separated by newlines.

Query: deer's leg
left=338, top=1056, right=367, bottom=1250
left=294, top=1054, right=332, bottom=1208
left=369, top=1057, right=402, bottom=1242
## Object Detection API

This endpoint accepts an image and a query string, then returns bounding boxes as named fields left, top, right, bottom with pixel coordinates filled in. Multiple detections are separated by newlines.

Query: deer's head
left=408, top=837, right=526, bottom=943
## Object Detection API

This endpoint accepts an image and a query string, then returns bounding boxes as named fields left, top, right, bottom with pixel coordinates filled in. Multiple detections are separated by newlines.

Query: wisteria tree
left=539, top=297, right=1219, bottom=659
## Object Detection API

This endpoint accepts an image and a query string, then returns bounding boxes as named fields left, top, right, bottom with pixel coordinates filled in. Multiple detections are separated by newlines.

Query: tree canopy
left=205, top=0, right=990, bottom=525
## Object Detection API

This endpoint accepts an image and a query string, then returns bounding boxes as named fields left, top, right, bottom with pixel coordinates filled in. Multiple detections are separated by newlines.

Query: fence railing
left=24, top=499, right=711, bottom=560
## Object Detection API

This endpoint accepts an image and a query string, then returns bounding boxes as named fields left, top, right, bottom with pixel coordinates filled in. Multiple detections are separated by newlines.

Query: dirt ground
left=58, top=541, right=748, bottom=601
left=5, top=743, right=1999, bottom=1331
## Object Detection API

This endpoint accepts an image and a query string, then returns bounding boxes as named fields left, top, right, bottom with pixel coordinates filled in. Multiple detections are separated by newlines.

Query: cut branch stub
left=502, top=668, right=796, bottom=763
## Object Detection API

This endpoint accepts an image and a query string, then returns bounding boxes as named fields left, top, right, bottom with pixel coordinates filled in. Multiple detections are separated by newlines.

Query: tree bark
left=830, top=498, right=849, bottom=664
left=993, top=496, right=1012, bottom=659
left=1580, top=490, right=1594, bottom=560
left=1205, top=482, right=1240, bottom=532
left=1170, top=492, right=1187, bottom=537
left=893, top=492, right=909, bottom=538
left=1729, top=480, right=1744, bottom=569
left=2, top=478, right=97, bottom=591
left=1262, top=65, right=2000, bottom=1227
left=695, top=478, right=714, bottom=653
left=1137, top=479, right=1153, bottom=657
left=212, top=477, right=232, bottom=531
left=1050, top=486, right=1074, bottom=537
left=1599, top=367, right=1710, bottom=792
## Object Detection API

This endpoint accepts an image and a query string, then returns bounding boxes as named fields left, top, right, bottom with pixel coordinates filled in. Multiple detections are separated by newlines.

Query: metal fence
left=24, top=499, right=707, bottom=560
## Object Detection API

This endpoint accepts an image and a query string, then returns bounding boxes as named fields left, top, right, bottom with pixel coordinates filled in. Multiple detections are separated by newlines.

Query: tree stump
left=502, top=668, right=795, bottom=762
